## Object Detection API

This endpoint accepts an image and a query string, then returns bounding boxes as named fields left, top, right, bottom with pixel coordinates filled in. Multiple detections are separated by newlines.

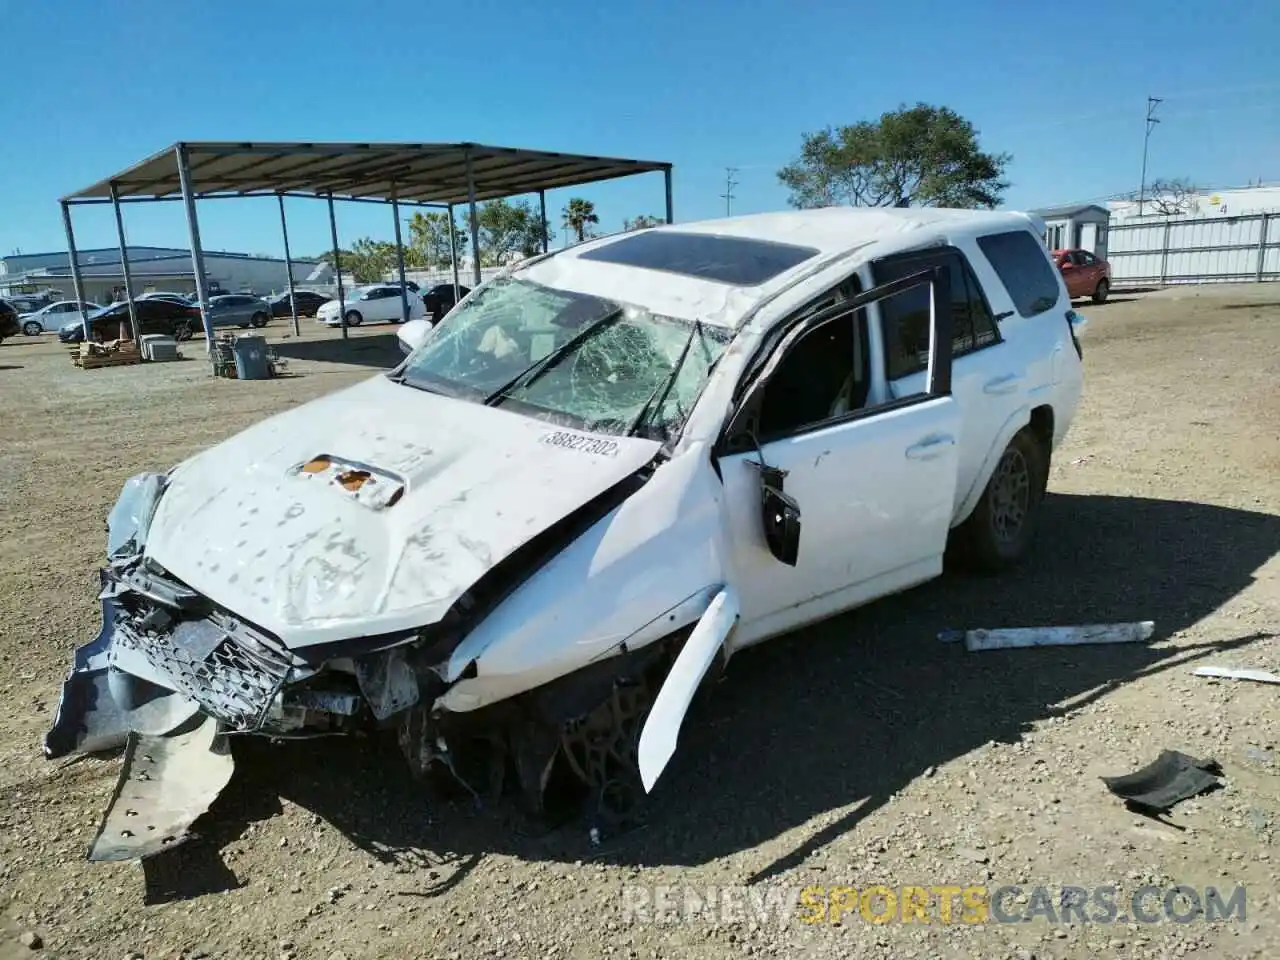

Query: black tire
left=1092, top=279, right=1110, bottom=304
left=344, top=310, right=363, bottom=326
left=171, top=320, right=194, bottom=341
left=949, top=427, right=1048, bottom=572
left=249, top=312, right=268, bottom=329
left=22, top=321, right=43, bottom=336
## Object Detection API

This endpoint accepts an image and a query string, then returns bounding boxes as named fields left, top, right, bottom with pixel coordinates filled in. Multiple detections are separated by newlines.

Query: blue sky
left=2, top=0, right=1278, bottom=259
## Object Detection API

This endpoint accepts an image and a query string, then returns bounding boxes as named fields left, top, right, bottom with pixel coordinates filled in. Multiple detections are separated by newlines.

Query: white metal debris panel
left=61, top=141, right=672, bottom=205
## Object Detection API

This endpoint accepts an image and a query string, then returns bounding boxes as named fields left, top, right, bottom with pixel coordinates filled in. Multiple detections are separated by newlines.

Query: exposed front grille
left=114, top=614, right=292, bottom=731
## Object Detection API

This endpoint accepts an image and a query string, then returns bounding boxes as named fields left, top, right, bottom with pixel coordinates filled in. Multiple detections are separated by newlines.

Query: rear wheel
left=949, top=427, right=1048, bottom=572
left=249, top=312, right=268, bottom=328
left=344, top=310, right=363, bottom=326
left=22, top=321, right=42, bottom=336
left=1092, top=278, right=1110, bottom=304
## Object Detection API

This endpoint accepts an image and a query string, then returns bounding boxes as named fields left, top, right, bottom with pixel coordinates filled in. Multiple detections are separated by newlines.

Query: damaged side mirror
left=757, top=463, right=801, bottom=567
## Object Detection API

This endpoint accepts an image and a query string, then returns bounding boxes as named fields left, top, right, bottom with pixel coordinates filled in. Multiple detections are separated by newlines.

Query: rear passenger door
left=974, top=229, right=1083, bottom=450
left=869, top=246, right=1014, bottom=522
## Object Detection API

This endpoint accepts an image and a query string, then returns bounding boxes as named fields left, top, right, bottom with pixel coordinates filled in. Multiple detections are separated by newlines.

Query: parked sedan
left=315, top=284, right=425, bottom=326
left=268, top=290, right=330, bottom=318
left=198, top=294, right=272, bottom=329
left=18, top=300, right=99, bottom=336
left=1052, top=249, right=1111, bottom=303
left=421, top=282, right=470, bottom=321
left=58, top=299, right=203, bottom=343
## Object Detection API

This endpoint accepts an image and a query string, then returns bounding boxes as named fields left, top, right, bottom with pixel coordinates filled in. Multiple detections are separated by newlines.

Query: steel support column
left=277, top=193, right=300, bottom=337
left=1258, top=214, right=1270, bottom=283
left=465, top=147, right=481, bottom=286
left=538, top=189, right=549, bottom=253
left=108, top=182, right=139, bottom=341
left=175, top=144, right=214, bottom=348
left=60, top=202, right=90, bottom=340
left=664, top=168, right=674, bottom=223
left=448, top=203, right=460, bottom=304
left=391, top=186, right=410, bottom=324
left=327, top=192, right=348, bottom=340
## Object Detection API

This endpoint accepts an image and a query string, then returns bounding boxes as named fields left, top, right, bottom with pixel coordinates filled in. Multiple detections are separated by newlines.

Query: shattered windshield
left=397, top=276, right=731, bottom=440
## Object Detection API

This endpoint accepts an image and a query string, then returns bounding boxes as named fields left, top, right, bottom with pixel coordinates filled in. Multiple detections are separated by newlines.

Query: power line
left=720, top=167, right=739, bottom=216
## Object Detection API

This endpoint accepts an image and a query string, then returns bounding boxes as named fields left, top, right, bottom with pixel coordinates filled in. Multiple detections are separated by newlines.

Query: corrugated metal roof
left=1029, top=203, right=1111, bottom=220
left=62, top=141, right=672, bottom=205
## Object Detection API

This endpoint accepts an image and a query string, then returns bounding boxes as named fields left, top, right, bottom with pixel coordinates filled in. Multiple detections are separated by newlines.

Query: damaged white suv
left=47, top=207, right=1084, bottom=861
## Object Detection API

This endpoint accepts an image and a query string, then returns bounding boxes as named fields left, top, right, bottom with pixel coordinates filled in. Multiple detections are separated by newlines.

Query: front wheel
left=949, top=427, right=1048, bottom=572
left=22, top=321, right=42, bottom=336
left=344, top=310, right=363, bottom=326
left=1092, top=279, right=1110, bottom=304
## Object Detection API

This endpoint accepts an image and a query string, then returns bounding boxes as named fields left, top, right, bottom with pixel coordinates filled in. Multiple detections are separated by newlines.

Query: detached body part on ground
left=44, top=207, right=1085, bottom=861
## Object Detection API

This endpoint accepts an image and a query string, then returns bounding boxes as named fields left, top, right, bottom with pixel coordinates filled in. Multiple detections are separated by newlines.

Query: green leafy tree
left=521, top=211, right=553, bottom=257
left=778, top=103, right=1011, bottom=210
left=476, top=198, right=547, bottom=265
left=408, top=211, right=468, bottom=268
left=562, top=197, right=600, bottom=242
left=622, top=214, right=663, bottom=231
left=320, top=237, right=399, bottom=283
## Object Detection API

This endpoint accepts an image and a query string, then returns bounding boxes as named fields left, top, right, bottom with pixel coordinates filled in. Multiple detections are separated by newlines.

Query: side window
left=1079, top=251, right=1097, bottom=266
left=871, top=248, right=1000, bottom=381
left=737, top=275, right=870, bottom=442
left=753, top=307, right=870, bottom=441
left=976, top=230, right=1062, bottom=318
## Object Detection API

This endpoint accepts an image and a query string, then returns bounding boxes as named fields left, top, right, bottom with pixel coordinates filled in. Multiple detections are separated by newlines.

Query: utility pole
left=721, top=167, right=739, bottom=217
left=1138, top=96, right=1162, bottom=218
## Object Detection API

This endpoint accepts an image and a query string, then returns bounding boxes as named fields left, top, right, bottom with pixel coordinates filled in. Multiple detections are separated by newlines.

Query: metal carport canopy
left=59, top=140, right=673, bottom=206
left=59, top=140, right=674, bottom=348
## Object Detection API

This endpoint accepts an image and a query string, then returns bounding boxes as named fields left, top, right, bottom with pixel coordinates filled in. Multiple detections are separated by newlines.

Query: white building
left=0, top=246, right=331, bottom=304
left=1108, top=182, right=1280, bottom=220
left=1029, top=204, right=1112, bottom=258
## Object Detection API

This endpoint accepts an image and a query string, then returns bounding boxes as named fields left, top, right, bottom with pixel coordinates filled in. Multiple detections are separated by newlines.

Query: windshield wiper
left=483, top=308, right=624, bottom=405
left=627, top=319, right=703, bottom=437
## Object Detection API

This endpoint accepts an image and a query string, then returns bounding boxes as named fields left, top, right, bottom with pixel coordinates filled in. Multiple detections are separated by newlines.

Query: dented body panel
left=144, top=374, right=662, bottom=647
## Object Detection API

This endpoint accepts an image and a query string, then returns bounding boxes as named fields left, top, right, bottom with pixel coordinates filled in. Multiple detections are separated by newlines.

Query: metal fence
left=1107, top=211, right=1279, bottom=286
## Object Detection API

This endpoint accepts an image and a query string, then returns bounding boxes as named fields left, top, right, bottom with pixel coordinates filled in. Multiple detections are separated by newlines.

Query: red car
left=1052, top=248, right=1111, bottom=304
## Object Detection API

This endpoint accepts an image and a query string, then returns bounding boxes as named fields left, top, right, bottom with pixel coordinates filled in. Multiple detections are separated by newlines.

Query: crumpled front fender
left=44, top=570, right=201, bottom=760
left=435, top=442, right=735, bottom=714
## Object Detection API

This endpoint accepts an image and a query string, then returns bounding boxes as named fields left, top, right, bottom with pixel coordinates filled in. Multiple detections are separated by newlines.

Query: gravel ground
left=1, top=290, right=1278, bottom=960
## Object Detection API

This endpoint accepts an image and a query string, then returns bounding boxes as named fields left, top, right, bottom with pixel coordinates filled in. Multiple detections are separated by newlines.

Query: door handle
left=983, top=373, right=1022, bottom=395
left=905, top=434, right=956, bottom=460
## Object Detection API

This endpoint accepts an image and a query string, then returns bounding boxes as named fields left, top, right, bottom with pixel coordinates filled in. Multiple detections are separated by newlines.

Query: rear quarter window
left=976, top=230, right=1062, bottom=318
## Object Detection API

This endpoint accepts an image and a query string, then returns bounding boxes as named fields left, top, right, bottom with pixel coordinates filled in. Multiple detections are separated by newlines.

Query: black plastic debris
left=1101, top=750, right=1223, bottom=815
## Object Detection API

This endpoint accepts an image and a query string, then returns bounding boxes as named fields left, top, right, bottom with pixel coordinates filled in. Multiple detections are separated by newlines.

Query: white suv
left=48, top=207, right=1085, bottom=859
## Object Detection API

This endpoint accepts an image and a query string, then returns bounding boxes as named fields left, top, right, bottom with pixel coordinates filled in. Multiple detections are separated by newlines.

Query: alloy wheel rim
left=990, top=447, right=1031, bottom=544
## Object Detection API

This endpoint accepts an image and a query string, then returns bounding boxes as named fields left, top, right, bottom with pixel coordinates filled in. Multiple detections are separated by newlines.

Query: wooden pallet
left=71, top=342, right=142, bottom=369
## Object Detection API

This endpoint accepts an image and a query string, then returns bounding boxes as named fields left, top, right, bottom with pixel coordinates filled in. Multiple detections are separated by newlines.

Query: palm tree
left=562, top=198, right=599, bottom=243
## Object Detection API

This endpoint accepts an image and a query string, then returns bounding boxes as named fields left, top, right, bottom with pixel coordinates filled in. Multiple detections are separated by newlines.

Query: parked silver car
left=198, top=294, right=272, bottom=329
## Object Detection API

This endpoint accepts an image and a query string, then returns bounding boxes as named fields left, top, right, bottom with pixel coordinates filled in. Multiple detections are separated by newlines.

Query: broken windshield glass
left=398, top=277, right=731, bottom=439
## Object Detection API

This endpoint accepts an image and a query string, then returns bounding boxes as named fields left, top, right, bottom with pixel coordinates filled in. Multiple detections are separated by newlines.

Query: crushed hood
left=143, top=375, right=661, bottom=647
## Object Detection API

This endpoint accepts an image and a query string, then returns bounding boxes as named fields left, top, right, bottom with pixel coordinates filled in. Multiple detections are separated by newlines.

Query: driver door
left=715, top=267, right=962, bottom=649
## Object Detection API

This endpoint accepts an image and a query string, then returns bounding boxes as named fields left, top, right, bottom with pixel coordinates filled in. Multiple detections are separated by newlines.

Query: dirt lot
left=1, top=291, right=1278, bottom=960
